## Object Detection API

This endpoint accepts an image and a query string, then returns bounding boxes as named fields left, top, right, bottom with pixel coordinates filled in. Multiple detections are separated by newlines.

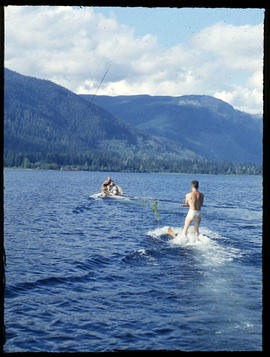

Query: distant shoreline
left=3, top=166, right=262, bottom=177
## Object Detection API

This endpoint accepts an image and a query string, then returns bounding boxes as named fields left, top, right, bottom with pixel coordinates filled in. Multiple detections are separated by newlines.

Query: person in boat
left=101, top=176, right=123, bottom=196
left=110, top=182, right=120, bottom=196
left=181, top=180, right=204, bottom=236
left=101, top=176, right=113, bottom=196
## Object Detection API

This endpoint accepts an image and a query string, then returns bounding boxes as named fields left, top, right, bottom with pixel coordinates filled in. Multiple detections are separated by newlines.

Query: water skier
left=168, top=180, right=204, bottom=237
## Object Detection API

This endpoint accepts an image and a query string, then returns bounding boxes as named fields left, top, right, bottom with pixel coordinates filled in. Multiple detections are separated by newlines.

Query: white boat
left=89, top=192, right=127, bottom=200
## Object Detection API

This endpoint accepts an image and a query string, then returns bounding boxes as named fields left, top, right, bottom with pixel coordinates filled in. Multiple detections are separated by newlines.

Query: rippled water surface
left=4, top=169, right=262, bottom=351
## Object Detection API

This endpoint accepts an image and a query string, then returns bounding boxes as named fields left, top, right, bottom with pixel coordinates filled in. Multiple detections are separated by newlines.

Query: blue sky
left=5, top=6, right=264, bottom=114
left=95, top=7, right=264, bottom=48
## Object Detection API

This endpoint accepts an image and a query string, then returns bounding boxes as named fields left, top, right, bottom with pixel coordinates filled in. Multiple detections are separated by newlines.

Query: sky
left=4, top=6, right=264, bottom=114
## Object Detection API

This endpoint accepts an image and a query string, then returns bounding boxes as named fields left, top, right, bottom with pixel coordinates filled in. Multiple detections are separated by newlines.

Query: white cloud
left=214, top=87, right=262, bottom=114
left=247, top=70, right=263, bottom=89
left=4, top=6, right=263, bottom=114
left=192, top=23, right=262, bottom=55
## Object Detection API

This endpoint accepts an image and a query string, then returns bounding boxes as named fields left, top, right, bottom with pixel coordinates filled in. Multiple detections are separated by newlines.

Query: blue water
left=4, top=169, right=262, bottom=352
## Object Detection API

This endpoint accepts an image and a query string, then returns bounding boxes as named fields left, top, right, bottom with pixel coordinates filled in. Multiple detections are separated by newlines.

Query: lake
left=3, top=169, right=262, bottom=351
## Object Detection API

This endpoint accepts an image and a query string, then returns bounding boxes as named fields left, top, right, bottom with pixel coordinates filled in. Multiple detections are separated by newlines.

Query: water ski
left=167, top=226, right=195, bottom=237
left=167, top=227, right=177, bottom=238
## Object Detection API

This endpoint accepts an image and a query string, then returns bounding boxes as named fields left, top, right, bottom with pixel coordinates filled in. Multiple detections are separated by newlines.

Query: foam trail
left=147, top=226, right=241, bottom=266
left=89, top=193, right=103, bottom=199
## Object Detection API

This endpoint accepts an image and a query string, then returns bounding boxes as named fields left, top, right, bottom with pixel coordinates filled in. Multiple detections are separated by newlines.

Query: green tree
left=23, top=157, right=31, bottom=168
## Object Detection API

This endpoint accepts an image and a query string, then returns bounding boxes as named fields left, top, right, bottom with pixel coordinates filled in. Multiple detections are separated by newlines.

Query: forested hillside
left=4, top=68, right=262, bottom=175
left=83, top=94, right=263, bottom=164
left=4, top=68, right=198, bottom=165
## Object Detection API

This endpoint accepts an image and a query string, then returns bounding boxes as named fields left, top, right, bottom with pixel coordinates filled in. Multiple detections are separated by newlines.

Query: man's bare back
left=185, top=191, right=204, bottom=211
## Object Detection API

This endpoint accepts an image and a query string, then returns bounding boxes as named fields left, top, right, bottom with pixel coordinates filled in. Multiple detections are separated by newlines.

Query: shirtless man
left=181, top=180, right=204, bottom=236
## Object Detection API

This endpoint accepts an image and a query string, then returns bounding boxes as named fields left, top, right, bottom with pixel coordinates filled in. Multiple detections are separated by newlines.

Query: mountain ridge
left=81, top=94, right=262, bottom=164
left=4, top=68, right=262, bottom=174
left=4, top=68, right=198, bottom=162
